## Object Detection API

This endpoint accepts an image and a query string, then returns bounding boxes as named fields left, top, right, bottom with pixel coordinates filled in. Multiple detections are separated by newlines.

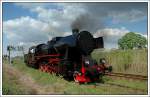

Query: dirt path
left=3, top=64, right=56, bottom=94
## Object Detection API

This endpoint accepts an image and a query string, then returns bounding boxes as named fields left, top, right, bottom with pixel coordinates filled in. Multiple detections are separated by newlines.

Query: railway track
left=105, top=72, right=148, bottom=80
left=88, top=72, right=148, bottom=93
left=94, top=82, right=147, bottom=92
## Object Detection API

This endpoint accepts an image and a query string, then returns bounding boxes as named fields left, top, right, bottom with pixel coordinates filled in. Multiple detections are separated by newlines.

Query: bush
left=92, top=49, right=148, bottom=75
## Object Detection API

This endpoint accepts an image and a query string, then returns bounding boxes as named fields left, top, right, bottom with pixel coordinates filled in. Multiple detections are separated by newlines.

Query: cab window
left=30, top=48, right=35, bottom=54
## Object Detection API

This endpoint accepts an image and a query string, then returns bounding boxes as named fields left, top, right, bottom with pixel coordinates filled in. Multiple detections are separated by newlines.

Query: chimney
left=72, top=28, right=79, bottom=36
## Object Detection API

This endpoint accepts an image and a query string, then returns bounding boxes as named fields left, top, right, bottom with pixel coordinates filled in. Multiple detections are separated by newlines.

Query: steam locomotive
left=24, top=29, right=112, bottom=83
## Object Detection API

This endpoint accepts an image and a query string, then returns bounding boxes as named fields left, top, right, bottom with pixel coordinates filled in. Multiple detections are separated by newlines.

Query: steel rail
left=105, top=72, right=148, bottom=80
left=94, top=82, right=147, bottom=92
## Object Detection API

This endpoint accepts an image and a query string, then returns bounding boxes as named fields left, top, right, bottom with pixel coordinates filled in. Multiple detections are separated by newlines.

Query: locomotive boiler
left=24, top=29, right=112, bottom=83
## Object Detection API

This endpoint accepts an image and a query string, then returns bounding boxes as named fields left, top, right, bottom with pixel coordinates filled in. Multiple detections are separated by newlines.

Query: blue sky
left=2, top=2, right=148, bottom=55
left=3, top=3, right=36, bottom=21
left=105, top=17, right=147, bottom=33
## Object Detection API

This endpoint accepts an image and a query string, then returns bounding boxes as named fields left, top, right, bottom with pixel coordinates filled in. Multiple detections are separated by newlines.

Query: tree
left=118, top=32, right=147, bottom=49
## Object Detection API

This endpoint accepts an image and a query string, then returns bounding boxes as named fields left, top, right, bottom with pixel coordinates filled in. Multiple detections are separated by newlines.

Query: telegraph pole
left=7, top=45, right=12, bottom=65
left=8, top=47, right=11, bottom=65
left=7, top=45, right=25, bottom=64
left=21, top=46, right=25, bottom=60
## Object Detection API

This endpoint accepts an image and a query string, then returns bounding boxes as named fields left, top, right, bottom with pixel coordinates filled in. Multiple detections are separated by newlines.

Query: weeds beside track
left=105, top=72, right=148, bottom=80
left=2, top=58, right=148, bottom=95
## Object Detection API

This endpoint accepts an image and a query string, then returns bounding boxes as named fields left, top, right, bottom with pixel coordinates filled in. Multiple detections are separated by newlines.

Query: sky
left=2, top=2, right=148, bottom=56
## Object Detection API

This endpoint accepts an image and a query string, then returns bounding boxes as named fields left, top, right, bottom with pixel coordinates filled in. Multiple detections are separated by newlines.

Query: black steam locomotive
left=24, top=29, right=111, bottom=83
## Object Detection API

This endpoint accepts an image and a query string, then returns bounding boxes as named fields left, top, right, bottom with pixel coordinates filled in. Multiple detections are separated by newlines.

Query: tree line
left=118, top=32, right=147, bottom=50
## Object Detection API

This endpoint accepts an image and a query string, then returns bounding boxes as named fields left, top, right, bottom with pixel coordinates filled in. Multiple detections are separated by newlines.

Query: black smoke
left=71, top=13, right=105, bottom=34
left=71, top=2, right=147, bottom=34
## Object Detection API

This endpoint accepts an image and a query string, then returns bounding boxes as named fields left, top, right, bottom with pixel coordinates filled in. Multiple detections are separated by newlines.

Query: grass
left=103, top=76, right=148, bottom=91
left=92, top=49, right=148, bottom=75
left=2, top=57, right=148, bottom=95
left=2, top=62, right=37, bottom=95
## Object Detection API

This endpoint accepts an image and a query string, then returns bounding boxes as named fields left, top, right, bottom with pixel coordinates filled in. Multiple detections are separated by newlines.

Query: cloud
left=32, top=4, right=87, bottom=33
left=3, top=16, right=51, bottom=52
left=110, top=9, right=146, bottom=24
left=16, top=3, right=147, bottom=24
left=3, top=15, right=74, bottom=53
left=94, top=27, right=130, bottom=49
left=3, top=2, right=147, bottom=55
left=15, top=3, right=53, bottom=10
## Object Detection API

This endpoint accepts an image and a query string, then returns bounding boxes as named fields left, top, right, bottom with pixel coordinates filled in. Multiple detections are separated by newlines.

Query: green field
left=92, top=49, right=148, bottom=76
left=2, top=55, right=148, bottom=95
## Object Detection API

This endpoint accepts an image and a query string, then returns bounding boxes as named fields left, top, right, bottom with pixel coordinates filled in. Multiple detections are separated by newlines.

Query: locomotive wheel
left=73, top=71, right=80, bottom=83
left=74, top=76, right=79, bottom=83
left=74, top=75, right=79, bottom=83
left=47, top=65, right=52, bottom=74
left=39, top=62, right=49, bottom=73
left=39, top=64, right=44, bottom=72
left=44, top=65, right=49, bottom=72
left=39, top=64, right=46, bottom=72
left=39, top=63, right=60, bottom=74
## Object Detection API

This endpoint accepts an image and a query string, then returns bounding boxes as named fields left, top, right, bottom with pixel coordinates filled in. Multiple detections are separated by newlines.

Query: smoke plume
left=71, top=2, right=147, bottom=34
left=71, top=13, right=105, bottom=34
